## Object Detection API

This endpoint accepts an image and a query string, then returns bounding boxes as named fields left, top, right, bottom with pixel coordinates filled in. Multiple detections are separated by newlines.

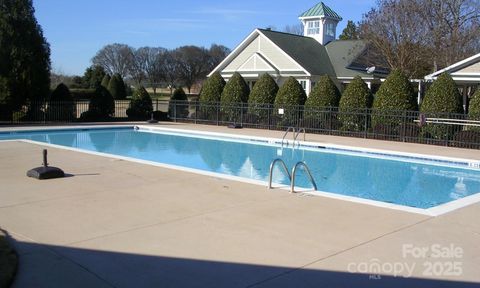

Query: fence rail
left=1, top=99, right=479, bottom=149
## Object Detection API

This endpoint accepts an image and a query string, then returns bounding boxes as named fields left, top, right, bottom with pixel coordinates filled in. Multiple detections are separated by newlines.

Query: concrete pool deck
left=0, top=123, right=479, bottom=287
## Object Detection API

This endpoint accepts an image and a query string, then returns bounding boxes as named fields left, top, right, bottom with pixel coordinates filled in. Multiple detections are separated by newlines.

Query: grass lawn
left=0, top=230, right=17, bottom=288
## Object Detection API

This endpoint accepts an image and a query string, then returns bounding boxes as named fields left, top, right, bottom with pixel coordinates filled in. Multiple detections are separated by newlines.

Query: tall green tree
left=83, top=65, right=106, bottom=89
left=0, top=0, right=51, bottom=116
left=108, top=74, right=127, bottom=100
left=339, top=20, right=359, bottom=40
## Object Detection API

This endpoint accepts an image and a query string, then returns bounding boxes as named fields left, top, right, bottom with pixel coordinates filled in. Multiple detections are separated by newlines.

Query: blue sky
left=33, top=0, right=377, bottom=75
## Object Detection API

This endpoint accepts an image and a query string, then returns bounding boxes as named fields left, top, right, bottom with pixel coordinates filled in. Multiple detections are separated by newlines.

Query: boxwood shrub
left=127, top=86, right=153, bottom=120
left=338, top=76, right=372, bottom=131
left=248, top=73, right=278, bottom=122
left=420, top=73, right=463, bottom=140
left=220, top=72, right=249, bottom=122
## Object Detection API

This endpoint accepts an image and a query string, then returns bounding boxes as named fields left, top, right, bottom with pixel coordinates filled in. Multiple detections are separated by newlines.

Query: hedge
left=338, top=76, right=372, bottom=131
left=248, top=73, right=278, bottom=121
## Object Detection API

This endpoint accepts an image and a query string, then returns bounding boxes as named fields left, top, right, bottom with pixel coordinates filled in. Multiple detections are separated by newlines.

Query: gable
left=222, top=33, right=305, bottom=73
left=453, top=61, right=480, bottom=75
left=238, top=53, right=276, bottom=72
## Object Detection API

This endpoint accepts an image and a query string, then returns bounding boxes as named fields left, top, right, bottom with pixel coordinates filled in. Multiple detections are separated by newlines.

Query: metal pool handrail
left=281, top=127, right=296, bottom=148
left=294, top=128, right=306, bottom=145
left=268, top=158, right=292, bottom=189
left=291, top=161, right=317, bottom=193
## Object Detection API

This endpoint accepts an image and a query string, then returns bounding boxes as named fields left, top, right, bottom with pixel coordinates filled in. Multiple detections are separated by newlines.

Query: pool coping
left=2, top=124, right=480, bottom=217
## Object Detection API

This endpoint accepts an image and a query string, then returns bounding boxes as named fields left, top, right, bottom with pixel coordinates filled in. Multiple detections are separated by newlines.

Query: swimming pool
left=1, top=126, right=480, bottom=214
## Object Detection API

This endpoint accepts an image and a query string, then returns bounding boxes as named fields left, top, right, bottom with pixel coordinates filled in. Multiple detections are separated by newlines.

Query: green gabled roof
left=258, top=29, right=336, bottom=77
left=299, top=2, right=342, bottom=20
left=325, top=40, right=389, bottom=78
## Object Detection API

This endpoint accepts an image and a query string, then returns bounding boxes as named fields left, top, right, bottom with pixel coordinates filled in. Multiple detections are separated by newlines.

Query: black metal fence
left=1, top=100, right=479, bottom=149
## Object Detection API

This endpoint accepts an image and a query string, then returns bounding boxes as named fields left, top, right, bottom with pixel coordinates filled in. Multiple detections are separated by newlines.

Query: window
left=326, top=23, right=335, bottom=37
left=307, top=21, right=320, bottom=35
left=298, top=80, right=307, bottom=90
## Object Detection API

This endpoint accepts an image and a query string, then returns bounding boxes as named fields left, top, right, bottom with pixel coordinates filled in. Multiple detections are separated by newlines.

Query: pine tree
left=339, top=21, right=359, bottom=40
left=0, top=0, right=51, bottom=118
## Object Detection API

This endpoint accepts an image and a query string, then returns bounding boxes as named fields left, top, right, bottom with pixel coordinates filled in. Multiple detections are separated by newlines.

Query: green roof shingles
left=299, top=2, right=342, bottom=21
left=259, top=29, right=336, bottom=77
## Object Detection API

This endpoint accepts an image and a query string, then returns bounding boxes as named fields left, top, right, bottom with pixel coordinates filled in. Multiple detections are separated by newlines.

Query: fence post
left=216, top=102, right=219, bottom=126
left=173, top=100, right=177, bottom=122
left=402, top=111, right=407, bottom=142
left=268, top=105, right=271, bottom=130
left=240, top=103, right=244, bottom=127
left=364, top=110, right=368, bottom=138
left=195, top=102, right=198, bottom=124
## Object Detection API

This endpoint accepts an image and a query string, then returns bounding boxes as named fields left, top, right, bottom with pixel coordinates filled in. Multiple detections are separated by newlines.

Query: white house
left=209, top=2, right=389, bottom=95
left=425, top=52, right=480, bottom=110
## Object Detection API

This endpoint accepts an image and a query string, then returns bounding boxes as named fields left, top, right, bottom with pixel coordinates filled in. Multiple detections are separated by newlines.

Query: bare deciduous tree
left=419, top=0, right=480, bottom=68
left=283, top=23, right=304, bottom=35
left=92, top=43, right=134, bottom=78
left=360, top=0, right=480, bottom=77
left=207, top=44, right=230, bottom=71
left=174, top=46, right=210, bottom=93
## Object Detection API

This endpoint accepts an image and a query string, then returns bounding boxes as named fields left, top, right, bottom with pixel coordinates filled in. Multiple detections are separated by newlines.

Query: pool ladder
left=268, top=158, right=317, bottom=193
left=281, top=127, right=306, bottom=148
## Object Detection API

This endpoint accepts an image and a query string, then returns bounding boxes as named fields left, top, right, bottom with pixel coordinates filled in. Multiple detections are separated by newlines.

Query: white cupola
left=299, top=2, right=342, bottom=45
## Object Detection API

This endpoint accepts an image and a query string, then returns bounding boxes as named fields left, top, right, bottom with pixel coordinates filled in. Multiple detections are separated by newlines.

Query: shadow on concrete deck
left=6, top=234, right=478, bottom=288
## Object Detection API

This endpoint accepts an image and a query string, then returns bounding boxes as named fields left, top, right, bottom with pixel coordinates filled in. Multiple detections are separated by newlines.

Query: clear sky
left=32, top=0, right=377, bottom=76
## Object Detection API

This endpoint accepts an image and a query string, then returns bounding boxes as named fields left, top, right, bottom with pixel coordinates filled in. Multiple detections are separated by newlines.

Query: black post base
left=27, top=166, right=65, bottom=180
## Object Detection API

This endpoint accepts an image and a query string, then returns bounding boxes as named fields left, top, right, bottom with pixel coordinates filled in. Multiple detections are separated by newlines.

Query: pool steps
left=268, top=158, right=318, bottom=193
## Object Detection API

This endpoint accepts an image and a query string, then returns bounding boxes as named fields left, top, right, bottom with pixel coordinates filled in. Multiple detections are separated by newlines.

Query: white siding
left=454, top=61, right=480, bottom=74
left=223, top=34, right=304, bottom=73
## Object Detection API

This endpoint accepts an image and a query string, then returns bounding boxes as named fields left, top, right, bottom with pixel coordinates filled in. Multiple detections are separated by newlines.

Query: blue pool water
left=2, top=127, right=480, bottom=209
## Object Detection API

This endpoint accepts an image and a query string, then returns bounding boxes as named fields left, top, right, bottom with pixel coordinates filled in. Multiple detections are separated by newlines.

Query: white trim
left=208, top=29, right=260, bottom=77
left=256, top=30, right=312, bottom=77
left=210, top=28, right=313, bottom=78
left=424, top=52, right=480, bottom=80
left=451, top=72, right=480, bottom=76
left=237, top=53, right=277, bottom=73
